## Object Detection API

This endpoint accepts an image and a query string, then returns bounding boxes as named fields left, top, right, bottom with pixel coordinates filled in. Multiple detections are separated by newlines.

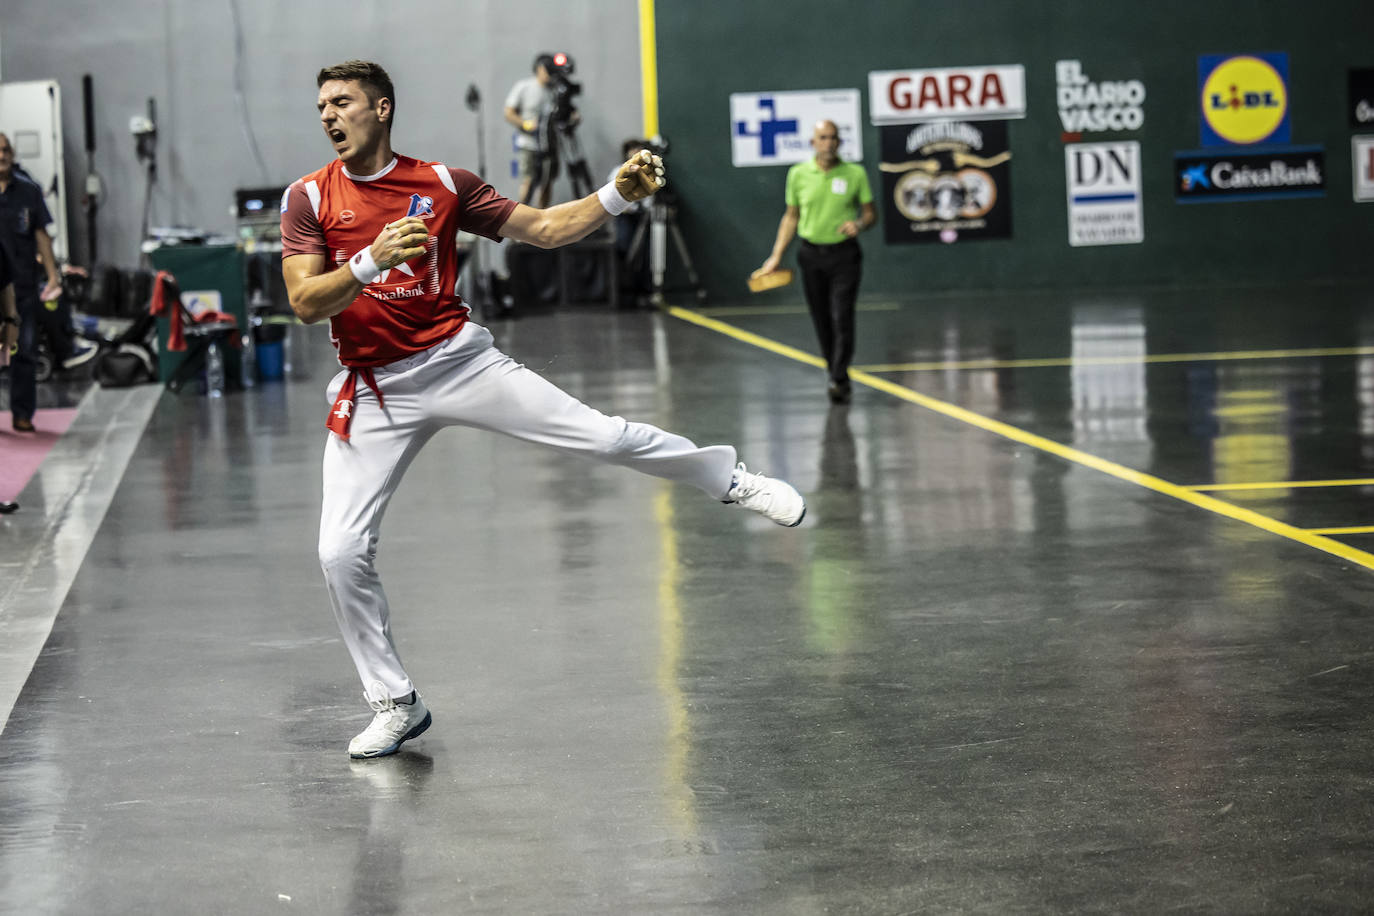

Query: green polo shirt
left=784, top=157, right=873, bottom=245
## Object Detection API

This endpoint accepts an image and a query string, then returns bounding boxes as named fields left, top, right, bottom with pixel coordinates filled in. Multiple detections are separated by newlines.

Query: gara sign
left=869, top=65, right=1025, bottom=124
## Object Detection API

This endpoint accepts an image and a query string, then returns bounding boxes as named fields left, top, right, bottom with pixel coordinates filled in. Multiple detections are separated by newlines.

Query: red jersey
left=280, top=155, right=516, bottom=367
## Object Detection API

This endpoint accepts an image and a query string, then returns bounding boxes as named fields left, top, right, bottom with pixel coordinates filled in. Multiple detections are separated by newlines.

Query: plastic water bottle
left=240, top=331, right=256, bottom=389
left=205, top=339, right=225, bottom=398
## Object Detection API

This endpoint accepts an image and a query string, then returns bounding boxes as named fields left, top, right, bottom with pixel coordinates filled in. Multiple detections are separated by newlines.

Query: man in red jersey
left=281, top=61, right=806, bottom=759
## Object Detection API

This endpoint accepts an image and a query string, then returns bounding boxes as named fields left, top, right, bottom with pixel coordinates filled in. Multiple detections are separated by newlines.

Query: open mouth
left=328, top=129, right=347, bottom=145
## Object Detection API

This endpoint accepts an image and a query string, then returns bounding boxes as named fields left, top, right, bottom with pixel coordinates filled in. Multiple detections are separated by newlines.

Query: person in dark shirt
left=0, top=242, right=19, bottom=513
left=0, top=132, right=78, bottom=432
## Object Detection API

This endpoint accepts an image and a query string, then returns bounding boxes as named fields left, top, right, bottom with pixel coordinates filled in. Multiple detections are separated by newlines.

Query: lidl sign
left=1198, top=52, right=1290, bottom=147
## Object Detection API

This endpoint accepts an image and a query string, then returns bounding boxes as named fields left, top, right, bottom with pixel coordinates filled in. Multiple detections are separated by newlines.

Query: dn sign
left=1199, top=53, right=1290, bottom=147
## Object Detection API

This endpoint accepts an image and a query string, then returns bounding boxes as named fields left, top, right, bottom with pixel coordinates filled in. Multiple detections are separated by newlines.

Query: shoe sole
left=785, top=505, right=806, bottom=528
left=349, top=710, right=432, bottom=759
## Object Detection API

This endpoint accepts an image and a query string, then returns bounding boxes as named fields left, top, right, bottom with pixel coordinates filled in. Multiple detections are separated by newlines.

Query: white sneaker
left=349, top=686, right=432, bottom=759
left=724, top=462, right=806, bottom=527
left=62, top=344, right=97, bottom=370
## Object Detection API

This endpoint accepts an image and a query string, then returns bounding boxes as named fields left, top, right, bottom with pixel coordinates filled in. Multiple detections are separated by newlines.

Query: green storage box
left=146, top=244, right=247, bottom=386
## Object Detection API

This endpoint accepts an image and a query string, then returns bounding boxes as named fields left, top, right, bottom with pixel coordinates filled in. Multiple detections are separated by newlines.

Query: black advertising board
left=1351, top=67, right=1374, bottom=129
left=878, top=120, right=1012, bottom=244
left=1175, top=146, right=1325, bottom=203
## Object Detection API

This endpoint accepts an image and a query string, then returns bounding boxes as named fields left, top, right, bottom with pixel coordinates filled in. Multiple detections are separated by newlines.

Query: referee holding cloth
left=753, top=120, right=875, bottom=404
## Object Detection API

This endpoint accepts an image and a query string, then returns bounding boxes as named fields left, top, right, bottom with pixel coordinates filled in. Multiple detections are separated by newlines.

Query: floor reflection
left=348, top=752, right=436, bottom=916
left=8, top=286, right=1374, bottom=912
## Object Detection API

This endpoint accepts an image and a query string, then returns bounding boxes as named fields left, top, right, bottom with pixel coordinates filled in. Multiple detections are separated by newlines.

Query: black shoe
left=827, top=381, right=851, bottom=404
left=0, top=502, right=17, bottom=514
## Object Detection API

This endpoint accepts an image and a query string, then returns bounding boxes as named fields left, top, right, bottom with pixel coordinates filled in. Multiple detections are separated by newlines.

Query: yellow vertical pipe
left=638, top=0, right=659, bottom=138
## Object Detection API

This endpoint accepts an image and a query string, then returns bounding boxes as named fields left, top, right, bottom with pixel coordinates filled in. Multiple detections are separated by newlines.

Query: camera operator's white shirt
left=505, top=77, right=554, bottom=152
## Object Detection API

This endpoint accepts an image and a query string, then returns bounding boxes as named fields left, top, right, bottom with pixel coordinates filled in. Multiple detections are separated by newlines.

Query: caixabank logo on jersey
left=877, top=120, right=1012, bottom=244
left=1175, top=147, right=1325, bottom=203
left=1199, top=53, right=1290, bottom=147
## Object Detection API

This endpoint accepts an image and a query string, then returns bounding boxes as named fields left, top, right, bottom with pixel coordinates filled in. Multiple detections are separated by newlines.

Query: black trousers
left=797, top=238, right=862, bottom=385
left=7, top=282, right=76, bottom=421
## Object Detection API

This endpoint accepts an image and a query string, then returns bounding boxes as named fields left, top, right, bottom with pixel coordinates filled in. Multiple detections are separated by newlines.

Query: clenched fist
left=370, top=217, right=429, bottom=271
left=614, top=150, right=666, bottom=203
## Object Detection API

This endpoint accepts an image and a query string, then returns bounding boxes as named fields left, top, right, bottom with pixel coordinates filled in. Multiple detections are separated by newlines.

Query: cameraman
left=504, top=54, right=559, bottom=207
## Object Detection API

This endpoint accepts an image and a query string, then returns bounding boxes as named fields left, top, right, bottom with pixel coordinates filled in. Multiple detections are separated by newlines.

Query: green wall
left=654, top=1, right=1374, bottom=296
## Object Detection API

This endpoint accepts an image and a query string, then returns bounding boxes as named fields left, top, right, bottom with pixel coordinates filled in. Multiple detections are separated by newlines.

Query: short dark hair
left=317, top=60, right=396, bottom=129
left=534, top=53, right=556, bottom=73
left=621, top=138, right=647, bottom=159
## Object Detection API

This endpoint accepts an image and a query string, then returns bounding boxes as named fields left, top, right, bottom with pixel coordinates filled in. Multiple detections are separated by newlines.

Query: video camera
left=545, top=52, right=581, bottom=127
left=639, top=135, right=674, bottom=204
left=641, top=134, right=670, bottom=159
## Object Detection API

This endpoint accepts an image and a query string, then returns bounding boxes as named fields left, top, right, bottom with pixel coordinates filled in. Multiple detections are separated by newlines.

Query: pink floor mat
left=0, top=408, right=80, bottom=502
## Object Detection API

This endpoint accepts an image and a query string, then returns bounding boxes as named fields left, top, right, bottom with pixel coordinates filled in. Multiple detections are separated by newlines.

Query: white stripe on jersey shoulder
left=342, top=158, right=398, bottom=182
left=304, top=180, right=322, bottom=219
left=430, top=163, right=457, bottom=196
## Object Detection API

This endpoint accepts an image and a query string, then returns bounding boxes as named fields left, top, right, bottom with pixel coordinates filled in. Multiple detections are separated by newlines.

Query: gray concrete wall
left=1, top=0, right=640, bottom=268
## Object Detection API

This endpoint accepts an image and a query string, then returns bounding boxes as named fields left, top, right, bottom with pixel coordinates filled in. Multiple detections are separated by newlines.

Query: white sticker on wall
left=1065, top=141, right=1144, bottom=246
left=730, top=89, right=862, bottom=168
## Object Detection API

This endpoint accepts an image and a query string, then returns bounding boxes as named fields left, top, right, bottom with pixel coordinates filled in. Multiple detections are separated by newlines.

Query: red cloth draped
left=326, top=368, right=384, bottom=441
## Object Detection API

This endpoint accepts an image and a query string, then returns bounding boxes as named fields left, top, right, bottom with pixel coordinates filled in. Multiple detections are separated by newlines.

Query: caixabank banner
left=878, top=120, right=1012, bottom=244
left=1175, top=146, right=1325, bottom=203
left=1198, top=53, right=1291, bottom=147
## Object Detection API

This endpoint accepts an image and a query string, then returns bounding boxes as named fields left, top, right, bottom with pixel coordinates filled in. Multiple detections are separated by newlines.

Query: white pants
left=318, top=322, right=737, bottom=701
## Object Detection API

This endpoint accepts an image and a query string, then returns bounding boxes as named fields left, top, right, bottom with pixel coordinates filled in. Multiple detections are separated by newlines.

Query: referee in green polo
left=753, top=119, right=876, bottom=404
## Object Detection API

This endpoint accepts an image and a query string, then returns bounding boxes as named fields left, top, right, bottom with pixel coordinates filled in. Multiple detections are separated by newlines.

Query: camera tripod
left=552, top=118, right=595, bottom=200
left=521, top=115, right=596, bottom=205
left=625, top=189, right=707, bottom=306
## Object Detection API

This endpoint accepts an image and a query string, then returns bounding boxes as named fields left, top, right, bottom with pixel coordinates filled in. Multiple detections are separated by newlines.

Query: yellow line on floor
left=667, top=305, right=827, bottom=368
left=1189, top=478, right=1374, bottom=492
left=666, top=305, right=1374, bottom=573
left=697, top=303, right=901, bottom=318
left=856, top=345, right=1374, bottom=373
left=1307, top=526, right=1374, bottom=535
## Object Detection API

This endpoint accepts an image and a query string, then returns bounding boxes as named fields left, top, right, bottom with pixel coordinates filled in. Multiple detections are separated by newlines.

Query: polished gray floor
left=3, top=286, right=1374, bottom=914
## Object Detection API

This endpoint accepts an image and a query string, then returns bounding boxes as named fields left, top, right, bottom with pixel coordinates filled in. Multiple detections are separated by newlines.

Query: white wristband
left=349, top=246, right=381, bottom=285
left=597, top=181, right=633, bottom=216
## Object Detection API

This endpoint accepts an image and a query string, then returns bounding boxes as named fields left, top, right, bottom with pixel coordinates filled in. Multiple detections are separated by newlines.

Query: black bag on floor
left=93, top=343, right=156, bottom=387
left=93, top=286, right=161, bottom=388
